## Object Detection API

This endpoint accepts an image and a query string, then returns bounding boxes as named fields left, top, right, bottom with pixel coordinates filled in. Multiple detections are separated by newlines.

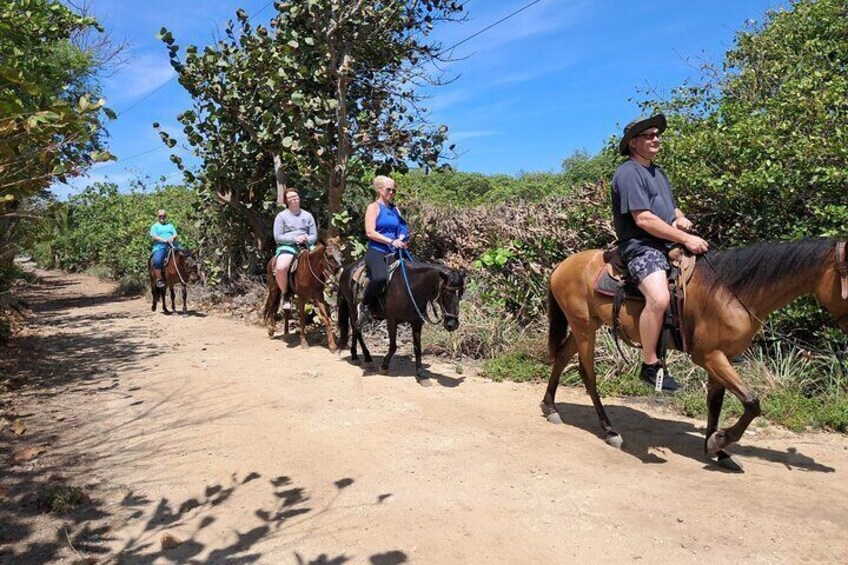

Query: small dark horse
left=148, top=246, right=200, bottom=315
left=545, top=238, right=848, bottom=471
left=338, top=255, right=466, bottom=385
left=262, top=238, right=342, bottom=350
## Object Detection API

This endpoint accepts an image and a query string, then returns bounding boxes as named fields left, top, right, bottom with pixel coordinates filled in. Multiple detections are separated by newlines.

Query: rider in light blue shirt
left=150, top=209, right=178, bottom=288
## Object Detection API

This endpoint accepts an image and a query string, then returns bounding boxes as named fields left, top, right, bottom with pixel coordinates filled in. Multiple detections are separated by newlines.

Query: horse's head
left=438, top=268, right=466, bottom=332
left=177, top=249, right=201, bottom=283
left=323, top=236, right=343, bottom=276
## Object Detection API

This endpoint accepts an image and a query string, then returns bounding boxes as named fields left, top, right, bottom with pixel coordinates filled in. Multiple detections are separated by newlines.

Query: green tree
left=157, top=1, right=463, bottom=259
left=0, top=0, right=115, bottom=265
left=643, top=0, right=848, bottom=245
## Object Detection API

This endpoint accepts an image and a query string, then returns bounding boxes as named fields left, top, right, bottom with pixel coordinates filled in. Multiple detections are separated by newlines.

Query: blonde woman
left=358, top=175, right=410, bottom=324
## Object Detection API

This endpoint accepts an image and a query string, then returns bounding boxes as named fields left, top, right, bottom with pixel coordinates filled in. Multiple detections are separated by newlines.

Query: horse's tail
left=337, top=294, right=350, bottom=351
left=262, top=259, right=281, bottom=326
left=547, top=286, right=569, bottom=361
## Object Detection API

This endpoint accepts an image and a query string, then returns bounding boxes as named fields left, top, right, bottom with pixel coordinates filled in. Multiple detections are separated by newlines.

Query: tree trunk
left=273, top=154, right=288, bottom=206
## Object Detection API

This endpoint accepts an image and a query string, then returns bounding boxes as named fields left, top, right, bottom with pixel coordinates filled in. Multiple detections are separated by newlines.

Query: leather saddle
left=351, top=255, right=401, bottom=318
left=594, top=246, right=697, bottom=354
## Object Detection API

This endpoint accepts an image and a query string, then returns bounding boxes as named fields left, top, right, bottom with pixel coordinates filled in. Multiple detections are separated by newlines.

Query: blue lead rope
left=397, top=248, right=440, bottom=324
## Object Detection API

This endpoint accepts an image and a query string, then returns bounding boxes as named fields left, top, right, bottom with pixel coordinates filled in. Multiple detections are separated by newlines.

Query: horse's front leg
left=170, top=285, right=176, bottom=311
left=702, top=377, right=741, bottom=471
left=701, top=352, right=760, bottom=471
left=314, top=298, right=336, bottom=352
left=411, top=321, right=430, bottom=386
left=297, top=298, right=308, bottom=348
left=151, top=279, right=158, bottom=312
left=161, top=286, right=170, bottom=314
left=379, top=319, right=398, bottom=374
left=181, top=284, right=188, bottom=316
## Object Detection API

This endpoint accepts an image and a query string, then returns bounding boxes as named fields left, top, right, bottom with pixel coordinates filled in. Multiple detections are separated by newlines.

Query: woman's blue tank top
left=368, top=203, right=408, bottom=254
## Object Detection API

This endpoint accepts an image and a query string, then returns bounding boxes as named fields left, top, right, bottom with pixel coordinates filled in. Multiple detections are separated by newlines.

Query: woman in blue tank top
left=359, top=175, right=410, bottom=323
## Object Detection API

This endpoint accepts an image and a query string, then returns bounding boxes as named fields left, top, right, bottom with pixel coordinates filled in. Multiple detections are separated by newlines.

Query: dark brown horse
left=337, top=255, right=466, bottom=386
left=148, top=246, right=200, bottom=315
left=262, top=237, right=342, bottom=350
left=544, top=238, right=848, bottom=471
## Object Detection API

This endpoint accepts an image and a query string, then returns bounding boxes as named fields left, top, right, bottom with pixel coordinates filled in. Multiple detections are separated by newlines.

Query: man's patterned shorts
left=625, top=246, right=669, bottom=284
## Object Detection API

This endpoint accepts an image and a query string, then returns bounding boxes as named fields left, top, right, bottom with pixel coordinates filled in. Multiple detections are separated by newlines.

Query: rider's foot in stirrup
left=282, top=299, right=292, bottom=311
left=356, top=302, right=373, bottom=329
left=156, top=279, right=165, bottom=288
left=639, top=362, right=680, bottom=392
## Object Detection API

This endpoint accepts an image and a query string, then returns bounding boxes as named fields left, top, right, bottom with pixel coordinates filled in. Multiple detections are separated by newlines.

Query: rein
left=397, top=249, right=457, bottom=325
left=168, top=245, right=188, bottom=286
left=304, top=245, right=339, bottom=288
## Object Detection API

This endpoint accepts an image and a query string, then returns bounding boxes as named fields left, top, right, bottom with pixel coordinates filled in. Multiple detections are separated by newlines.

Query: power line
left=444, top=0, right=544, bottom=52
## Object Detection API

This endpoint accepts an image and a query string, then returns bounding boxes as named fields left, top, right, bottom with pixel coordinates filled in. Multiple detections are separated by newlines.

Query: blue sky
left=60, top=0, right=783, bottom=197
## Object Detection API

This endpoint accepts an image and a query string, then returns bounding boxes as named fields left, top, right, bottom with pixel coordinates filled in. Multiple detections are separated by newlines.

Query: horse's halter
left=305, top=242, right=341, bottom=287
left=836, top=241, right=848, bottom=300
left=437, top=282, right=464, bottom=322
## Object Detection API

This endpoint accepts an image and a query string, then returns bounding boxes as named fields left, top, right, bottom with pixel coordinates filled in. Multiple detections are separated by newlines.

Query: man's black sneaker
left=639, top=362, right=680, bottom=392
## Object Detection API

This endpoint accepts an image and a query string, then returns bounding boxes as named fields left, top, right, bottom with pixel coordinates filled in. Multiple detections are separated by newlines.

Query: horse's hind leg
left=181, top=284, right=187, bottom=316
left=541, top=332, right=577, bottom=424
left=357, top=329, right=373, bottom=368
left=574, top=326, right=622, bottom=448
left=170, top=285, right=176, bottom=311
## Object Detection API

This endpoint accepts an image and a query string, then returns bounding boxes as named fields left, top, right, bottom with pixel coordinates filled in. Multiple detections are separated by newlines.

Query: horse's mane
left=697, top=238, right=836, bottom=303
left=406, top=260, right=466, bottom=286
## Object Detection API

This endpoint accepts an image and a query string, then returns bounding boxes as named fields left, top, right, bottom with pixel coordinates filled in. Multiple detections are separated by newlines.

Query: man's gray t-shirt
left=611, top=160, right=677, bottom=254
left=273, top=209, right=318, bottom=245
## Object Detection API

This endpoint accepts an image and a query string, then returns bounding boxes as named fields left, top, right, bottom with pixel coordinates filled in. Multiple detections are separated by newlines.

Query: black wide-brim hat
left=619, top=114, right=667, bottom=156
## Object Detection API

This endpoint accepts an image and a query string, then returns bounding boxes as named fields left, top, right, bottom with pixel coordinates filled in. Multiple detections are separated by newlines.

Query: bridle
left=398, top=249, right=463, bottom=325
left=304, top=243, right=341, bottom=289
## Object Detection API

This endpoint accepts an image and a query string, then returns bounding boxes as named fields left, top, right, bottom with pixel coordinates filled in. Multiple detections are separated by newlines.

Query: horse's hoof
left=706, top=431, right=725, bottom=456
left=545, top=412, right=563, bottom=425
left=715, top=452, right=744, bottom=473
left=605, top=434, right=623, bottom=449
left=416, top=377, right=433, bottom=387
left=379, top=366, right=389, bottom=375
left=267, top=328, right=275, bottom=338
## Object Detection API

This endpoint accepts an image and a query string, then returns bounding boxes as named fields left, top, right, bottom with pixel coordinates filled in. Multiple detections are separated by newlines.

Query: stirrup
left=156, top=279, right=165, bottom=288
left=356, top=302, right=373, bottom=329
left=282, top=299, right=292, bottom=311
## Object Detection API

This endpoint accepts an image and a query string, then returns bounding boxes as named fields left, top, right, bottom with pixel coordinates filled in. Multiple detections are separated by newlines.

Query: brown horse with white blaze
left=262, top=237, right=342, bottom=350
left=544, top=238, right=848, bottom=471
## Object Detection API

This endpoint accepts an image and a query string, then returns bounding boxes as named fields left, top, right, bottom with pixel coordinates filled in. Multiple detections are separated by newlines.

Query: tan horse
left=544, top=238, right=848, bottom=471
left=262, top=238, right=342, bottom=350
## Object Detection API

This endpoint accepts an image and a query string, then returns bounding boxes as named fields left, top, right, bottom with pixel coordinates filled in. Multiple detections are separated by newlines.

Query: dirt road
left=2, top=269, right=848, bottom=564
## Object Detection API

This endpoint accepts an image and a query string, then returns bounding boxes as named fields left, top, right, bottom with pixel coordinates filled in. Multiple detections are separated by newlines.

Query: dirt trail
left=2, top=269, right=848, bottom=564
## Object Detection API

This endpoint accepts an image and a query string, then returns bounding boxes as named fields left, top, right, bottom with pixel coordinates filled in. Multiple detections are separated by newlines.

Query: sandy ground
left=1, top=268, right=848, bottom=565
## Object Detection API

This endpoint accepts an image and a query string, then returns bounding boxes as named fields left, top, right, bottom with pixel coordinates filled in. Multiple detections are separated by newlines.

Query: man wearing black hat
left=611, top=113, right=709, bottom=392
